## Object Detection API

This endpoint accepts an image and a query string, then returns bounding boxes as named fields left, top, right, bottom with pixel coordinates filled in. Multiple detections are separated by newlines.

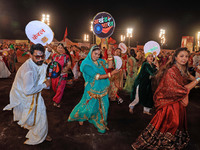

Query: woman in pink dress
left=51, top=43, right=71, bottom=108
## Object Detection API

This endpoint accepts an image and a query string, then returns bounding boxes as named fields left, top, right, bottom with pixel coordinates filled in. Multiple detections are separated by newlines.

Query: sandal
left=53, top=102, right=61, bottom=108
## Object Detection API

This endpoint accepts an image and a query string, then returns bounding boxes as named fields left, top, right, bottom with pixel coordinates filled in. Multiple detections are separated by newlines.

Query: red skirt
left=132, top=102, right=190, bottom=150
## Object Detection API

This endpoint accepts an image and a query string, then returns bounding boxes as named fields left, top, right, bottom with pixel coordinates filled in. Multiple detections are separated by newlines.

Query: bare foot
left=53, top=102, right=61, bottom=108
left=79, top=121, right=83, bottom=126
left=143, top=111, right=152, bottom=115
left=129, top=108, right=134, bottom=114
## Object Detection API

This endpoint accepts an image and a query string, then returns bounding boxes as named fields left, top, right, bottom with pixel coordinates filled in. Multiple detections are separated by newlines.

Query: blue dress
left=68, top=46, right=110, bottom=133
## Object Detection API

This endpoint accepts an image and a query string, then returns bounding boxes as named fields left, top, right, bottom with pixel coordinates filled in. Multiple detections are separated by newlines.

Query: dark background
left=1, top=0, right=200, bottom=49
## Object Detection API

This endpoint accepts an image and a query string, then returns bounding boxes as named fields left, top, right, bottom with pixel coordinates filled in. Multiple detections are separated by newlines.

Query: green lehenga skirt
left=68, top=89, right=109, bottom=133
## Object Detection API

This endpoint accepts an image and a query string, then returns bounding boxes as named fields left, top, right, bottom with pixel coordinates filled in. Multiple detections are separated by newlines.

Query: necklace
left=175, top=64, right=187, bottom=77
left=93, top=61, right=98, bottom=66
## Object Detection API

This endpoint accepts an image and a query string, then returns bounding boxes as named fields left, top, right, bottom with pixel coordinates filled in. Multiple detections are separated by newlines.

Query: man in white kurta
left=3, top=44, right=51, bottom=145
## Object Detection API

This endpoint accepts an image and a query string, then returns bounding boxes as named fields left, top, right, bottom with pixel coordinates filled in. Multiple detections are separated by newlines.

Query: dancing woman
left=124, top=49, right=137, bottom=93
left=131, top=47, right=199, bottom=149
left=68, top=45, right=119, bottom=133
left=129, top=52, right=159, bottom=115
left=108, top=48, right=124, bottom=103
left=51, top=43, right=71, bottom=108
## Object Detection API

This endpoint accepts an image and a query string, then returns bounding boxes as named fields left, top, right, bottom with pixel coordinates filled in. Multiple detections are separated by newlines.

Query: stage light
left=159, top=29, right=166, bottom=46
left=84, top=34, right=89, bottom=42
left=41, top=14, right=50, bottom=26
left=120, top=35, right=126, bottom=42
left=127, top=28, right=133, bottom=48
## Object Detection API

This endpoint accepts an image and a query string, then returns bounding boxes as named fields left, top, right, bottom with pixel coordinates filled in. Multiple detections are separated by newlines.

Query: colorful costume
left=51, top=53, right=70, bottom=104
left=108, top=56, right=123, bottom=101
left=108, top=70, right=123, bottom=101
left=124, top=56, right=137, bottom=93
left=3, top=50, right=51, bottom=145
left=132, top=65, right=190, bottom=149
left=68, top=46, right=110, bottom=133
left=129, top=62, right=157, bottom=111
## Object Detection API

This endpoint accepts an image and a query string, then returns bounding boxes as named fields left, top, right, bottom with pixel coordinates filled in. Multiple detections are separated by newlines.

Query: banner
left=92, top=12, right=115, bottom=39
left=181, top=36, right=194, bottom=52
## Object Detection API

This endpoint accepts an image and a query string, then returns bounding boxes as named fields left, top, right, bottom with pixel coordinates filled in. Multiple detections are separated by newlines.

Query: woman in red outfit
left=131, top=47, right=200, bottom=149
left=51, top=43, right=71, bottom=108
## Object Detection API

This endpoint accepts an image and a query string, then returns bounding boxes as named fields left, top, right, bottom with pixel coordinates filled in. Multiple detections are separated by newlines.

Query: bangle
left=108, top=72, right=111, bottom=78
left=196, top=77, right=200, bottom=82
left=107, top=57, right=113, bottom=61
left=95, top=74, right=100, bottom=80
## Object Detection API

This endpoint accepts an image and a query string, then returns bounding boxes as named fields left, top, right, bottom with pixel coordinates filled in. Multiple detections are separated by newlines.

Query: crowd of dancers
left=1, top=41, right=200, bottom=149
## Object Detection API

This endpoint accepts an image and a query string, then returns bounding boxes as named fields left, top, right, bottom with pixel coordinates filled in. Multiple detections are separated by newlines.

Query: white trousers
left=129, top=85, right=151, bottom=113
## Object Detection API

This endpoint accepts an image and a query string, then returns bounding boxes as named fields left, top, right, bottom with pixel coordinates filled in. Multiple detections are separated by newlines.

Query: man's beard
left=35, top=60, right=44, bottom=66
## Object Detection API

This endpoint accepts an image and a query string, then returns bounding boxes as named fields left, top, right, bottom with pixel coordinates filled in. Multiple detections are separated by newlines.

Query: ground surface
left=0, top=57, right=200, bottom=150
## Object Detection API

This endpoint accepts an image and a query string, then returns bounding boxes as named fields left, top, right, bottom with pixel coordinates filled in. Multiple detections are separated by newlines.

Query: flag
left=108, top=37, right=116, bottom=44
left=10, top=44, right=15, bottom=50
left=63, top=26, right=68, bottom=42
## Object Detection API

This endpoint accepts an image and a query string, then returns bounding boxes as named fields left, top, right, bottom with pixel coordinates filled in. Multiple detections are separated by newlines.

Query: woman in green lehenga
left=124, top=49, right=138, bottom=93
left=68, top=45, right=119, bottom=133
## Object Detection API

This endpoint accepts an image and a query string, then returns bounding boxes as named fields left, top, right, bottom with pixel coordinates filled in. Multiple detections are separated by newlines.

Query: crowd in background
left=2, top=41, right=200, bottom=107
left=1, top=41, right=200, bottom=87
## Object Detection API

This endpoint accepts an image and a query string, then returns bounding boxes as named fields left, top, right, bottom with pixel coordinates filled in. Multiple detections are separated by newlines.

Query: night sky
left=1, top=0, right=200, bottom=49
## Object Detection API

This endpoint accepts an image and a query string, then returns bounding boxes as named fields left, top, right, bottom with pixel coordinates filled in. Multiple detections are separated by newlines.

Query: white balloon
left=144, top=41, right=160, bottom=56
left=25, top=20, right=54, bottom=46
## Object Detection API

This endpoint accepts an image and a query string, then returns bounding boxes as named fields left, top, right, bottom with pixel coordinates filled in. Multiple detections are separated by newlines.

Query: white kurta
left=3, top=50, right=51, bottom=145
left=0, top=56, right=11, bottom=78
